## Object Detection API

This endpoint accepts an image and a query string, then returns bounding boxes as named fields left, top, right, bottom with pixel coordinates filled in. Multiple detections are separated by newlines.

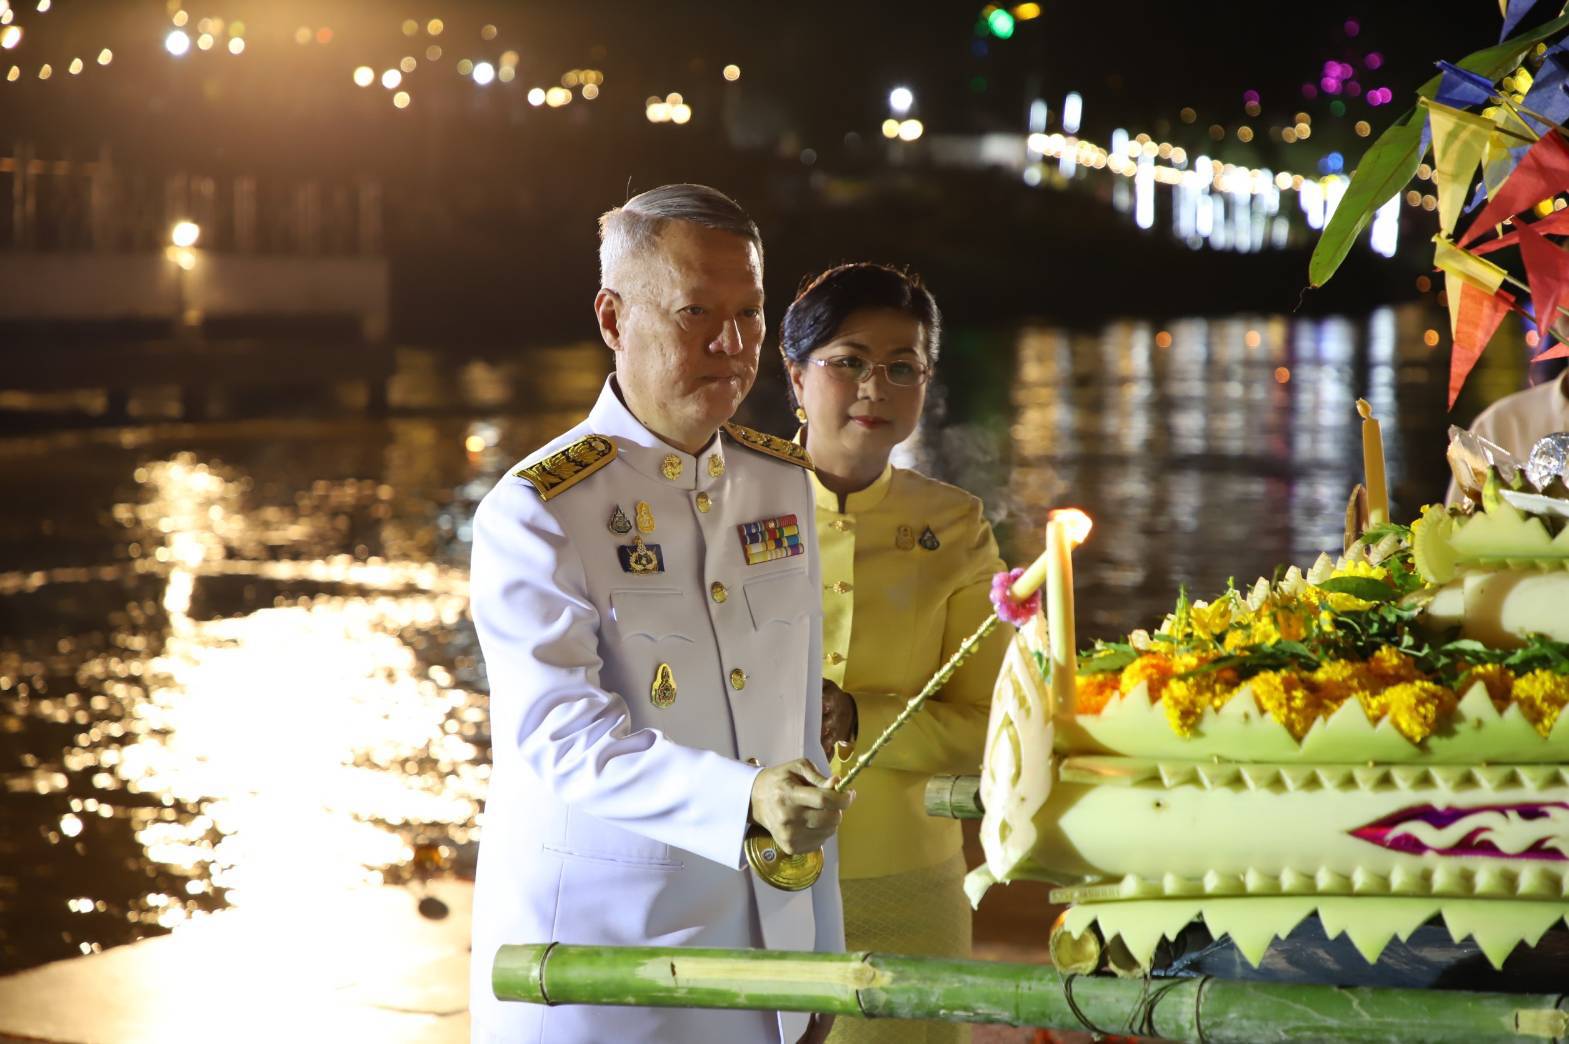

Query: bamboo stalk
left=923, top=773, right=984, bottom=819
left=493, top=944, right=1569, bottom=1043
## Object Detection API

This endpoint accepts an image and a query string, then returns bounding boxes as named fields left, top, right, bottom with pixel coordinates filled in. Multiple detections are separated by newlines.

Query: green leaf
left=1309, top=13, right=1569, bottom=287
left=1078, top=644, right=1138, bottom=675
left=1031, top=648, right=1048, bottom=683
left=1316, top=576, right=1399, bottom=602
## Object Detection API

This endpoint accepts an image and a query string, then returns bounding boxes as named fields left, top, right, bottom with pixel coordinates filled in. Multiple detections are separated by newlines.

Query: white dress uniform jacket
left=469, top=377, right=843, bottom=1043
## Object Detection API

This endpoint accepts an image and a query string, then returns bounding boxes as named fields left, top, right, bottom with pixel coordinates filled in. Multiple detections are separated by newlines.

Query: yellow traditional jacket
left=814, top=464, right=1009, bottom=879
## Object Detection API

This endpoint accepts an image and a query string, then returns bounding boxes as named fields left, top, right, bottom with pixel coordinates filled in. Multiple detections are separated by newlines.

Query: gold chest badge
left=650, top=663, right=677, bottom=708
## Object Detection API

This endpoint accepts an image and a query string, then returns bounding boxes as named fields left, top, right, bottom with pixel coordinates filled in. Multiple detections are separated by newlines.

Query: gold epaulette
left=516, top=434, right=617, bottom=500
left=722, top=422, right=813, bottom=469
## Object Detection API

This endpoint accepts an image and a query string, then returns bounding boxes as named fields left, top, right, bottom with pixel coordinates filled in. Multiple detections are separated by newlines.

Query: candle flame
left=1049, top=507, right=1093, bottom=548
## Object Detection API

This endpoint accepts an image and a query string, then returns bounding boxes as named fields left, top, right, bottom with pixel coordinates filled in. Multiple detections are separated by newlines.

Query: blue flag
left=1434, top=60, right=1498, bottom=108
left=1502, top=0, right=1541, bottom=41
left=1523, top=42, right=1569, bottom=133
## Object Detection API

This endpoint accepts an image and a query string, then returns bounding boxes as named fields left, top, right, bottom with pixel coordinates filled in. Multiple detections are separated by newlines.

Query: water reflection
left=996, top=304, right=1456, bottom=640
left=0, top=307, right=1491, bottom=969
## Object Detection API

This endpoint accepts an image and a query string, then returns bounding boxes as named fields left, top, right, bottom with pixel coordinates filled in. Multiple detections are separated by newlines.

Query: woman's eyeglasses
left=807, top=355, right=931, bottom=388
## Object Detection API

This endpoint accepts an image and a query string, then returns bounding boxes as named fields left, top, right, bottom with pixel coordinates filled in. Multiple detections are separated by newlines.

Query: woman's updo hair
left=779, top=263, right=941, bottom=367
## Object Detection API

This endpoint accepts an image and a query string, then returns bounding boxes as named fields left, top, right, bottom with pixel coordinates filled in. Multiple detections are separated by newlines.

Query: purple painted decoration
left=1350, top=801, right=1569, bottom=861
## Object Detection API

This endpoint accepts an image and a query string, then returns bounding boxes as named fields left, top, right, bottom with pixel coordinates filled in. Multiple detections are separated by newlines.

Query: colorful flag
left=1470, top=204, right=1569, bottom=254
left=1522, top=42, right=1569, bottom=134
left=1518, top=221, right=1569, bottom=341
left=1447, top=281, right=1514, bottom=408
left=1434, top=235, right=1509, bottom=293
left=1459, top=131, right=1569, bottom=246
left=1434, top=60, right=1498, bottom=108
left=1428, top=102, right=1496, bottom=233
left=1502, top=0, right=1543, bottom=41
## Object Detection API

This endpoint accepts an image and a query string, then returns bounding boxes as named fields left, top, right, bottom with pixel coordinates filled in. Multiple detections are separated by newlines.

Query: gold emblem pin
left=635, top=501, right=655, bottom=533
left=695, top=491, right=712, bottom=513
left=619, top=535, right=663, bottom=575
left=707, top=453, right=725, bottom=478
left=651, top=662, right=677, bottom=708
left=895, top=525, right=915, bottom=551
left=661, top=454, right=683, bottom=480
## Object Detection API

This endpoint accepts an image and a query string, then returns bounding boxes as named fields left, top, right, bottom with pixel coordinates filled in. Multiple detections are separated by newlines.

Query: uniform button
left=826, top=652, right=845, bottom=665
left=695, top=491, right=712, bottom=513
left=729, top=668, right=747, bottom=691
left=830, top=580, right=853, bottom=594
left=745, top=757, right=761, bottom=767
left=829, top=519, right=852, bottom=532
left=710, top=581, right=728, bottom=603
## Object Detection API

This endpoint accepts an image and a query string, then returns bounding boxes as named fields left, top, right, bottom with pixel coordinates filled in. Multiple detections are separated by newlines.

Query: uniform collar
left=809, top=461, right=895, bottom=514
left=588, top=376, right=726, bottom=491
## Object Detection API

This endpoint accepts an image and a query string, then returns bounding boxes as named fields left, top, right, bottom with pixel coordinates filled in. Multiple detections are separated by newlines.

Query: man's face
left=608, top=222, right=764, bottom=443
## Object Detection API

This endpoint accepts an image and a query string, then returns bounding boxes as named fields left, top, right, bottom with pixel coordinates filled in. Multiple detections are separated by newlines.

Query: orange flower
left=1075, top=673, right=1121, bottom=715
left=1120, top=654, right=1175, bottom=701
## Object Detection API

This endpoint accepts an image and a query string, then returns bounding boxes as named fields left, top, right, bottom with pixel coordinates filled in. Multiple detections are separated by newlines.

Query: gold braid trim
left=516, top=435, right=617, bottom=500
left=722, top=422, right=813, bottom=469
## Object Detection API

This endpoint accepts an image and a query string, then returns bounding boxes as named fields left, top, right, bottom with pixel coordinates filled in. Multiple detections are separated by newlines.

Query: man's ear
left=594, top=289, right=623, bottom=352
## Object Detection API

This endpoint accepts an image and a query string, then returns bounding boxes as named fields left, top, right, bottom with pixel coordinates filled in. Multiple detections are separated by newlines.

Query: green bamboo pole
left=494, top=944, right=1569, bottom=1043
left=923, top=773, right=984, bottom=820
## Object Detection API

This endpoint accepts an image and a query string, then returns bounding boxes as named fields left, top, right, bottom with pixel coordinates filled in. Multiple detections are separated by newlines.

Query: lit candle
left=1357, top=398, right=1389, bottom=526
left=1042, top=508, right=1092, bottom=715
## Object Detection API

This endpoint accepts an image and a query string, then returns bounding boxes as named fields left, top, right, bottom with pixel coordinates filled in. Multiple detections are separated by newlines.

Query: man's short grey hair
left=598, top=184, right=762, bottom=287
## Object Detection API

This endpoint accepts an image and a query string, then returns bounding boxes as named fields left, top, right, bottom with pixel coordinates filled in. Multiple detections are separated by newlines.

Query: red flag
left=1449, top=283, right=1514, bottom=408
left=1470, top=204, right=1569, bottom=254
left=1458, top=131, right=1569, bottom=248
left=1534, top=341, right=1569, bottom=359
left=1517, top=222, right=1569, bottom=342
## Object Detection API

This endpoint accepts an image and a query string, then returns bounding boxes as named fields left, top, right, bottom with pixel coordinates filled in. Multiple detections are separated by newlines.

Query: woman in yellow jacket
left=782, top=263, right=1009, bottom=1044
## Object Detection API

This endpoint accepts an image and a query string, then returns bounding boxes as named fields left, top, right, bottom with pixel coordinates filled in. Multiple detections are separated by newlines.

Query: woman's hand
left=820, top=680, right=856, bottom=758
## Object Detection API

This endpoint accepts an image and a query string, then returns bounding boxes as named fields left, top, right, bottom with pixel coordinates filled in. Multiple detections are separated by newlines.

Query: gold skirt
left=825, top=852, right=972, bottom=1044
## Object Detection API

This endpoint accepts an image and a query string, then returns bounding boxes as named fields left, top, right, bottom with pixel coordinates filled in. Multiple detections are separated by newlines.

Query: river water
left=0, top=303, right=1500, bottom=970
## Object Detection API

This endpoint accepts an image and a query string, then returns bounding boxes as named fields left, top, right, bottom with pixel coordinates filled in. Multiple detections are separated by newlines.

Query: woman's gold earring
left=795, top=407, right=807, bottom=422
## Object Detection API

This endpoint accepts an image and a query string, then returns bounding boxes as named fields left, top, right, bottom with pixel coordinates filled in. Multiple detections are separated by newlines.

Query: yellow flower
left=1188, top=599, right=1233, bottom=641
left=1513, top=669, right=1569, bottom=737
left=1075, top=672, right=1121, bottom=715
left=1309, top=659, right=1368, bottom=710
left=1367, top=646, right=1423, bottom=686
left=1159, top=655, right=1239, bottom=737
left=1380, top=680, right=1457, bottom=743
left=1120, top=653, right=1175, bottom=701
left=1249, top=669, right=1319, bottom=740
left=1459, top=663, right=1514, bottom=711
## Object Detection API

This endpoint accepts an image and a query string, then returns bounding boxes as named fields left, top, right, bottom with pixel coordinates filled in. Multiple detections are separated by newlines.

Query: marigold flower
left=1380, top=680, right=1457, bottom=743
left=1075, top=672, right=1121, bottom=715
left=1120, top=653, right=1175, bottom=701
left=1513, top=669, right=1569, bottom=737
left=1367, top=646, right=1423, bottom=686
left=1459, top=663, right=1514, bottom=711
left=1249, top=669, right=1319, bottom=740
left=1159, top=658, right=1238, bottom=737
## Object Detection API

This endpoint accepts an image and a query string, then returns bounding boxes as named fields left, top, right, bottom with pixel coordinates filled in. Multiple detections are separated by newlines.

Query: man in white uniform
left=468, top=184, right=849, bottom=1043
